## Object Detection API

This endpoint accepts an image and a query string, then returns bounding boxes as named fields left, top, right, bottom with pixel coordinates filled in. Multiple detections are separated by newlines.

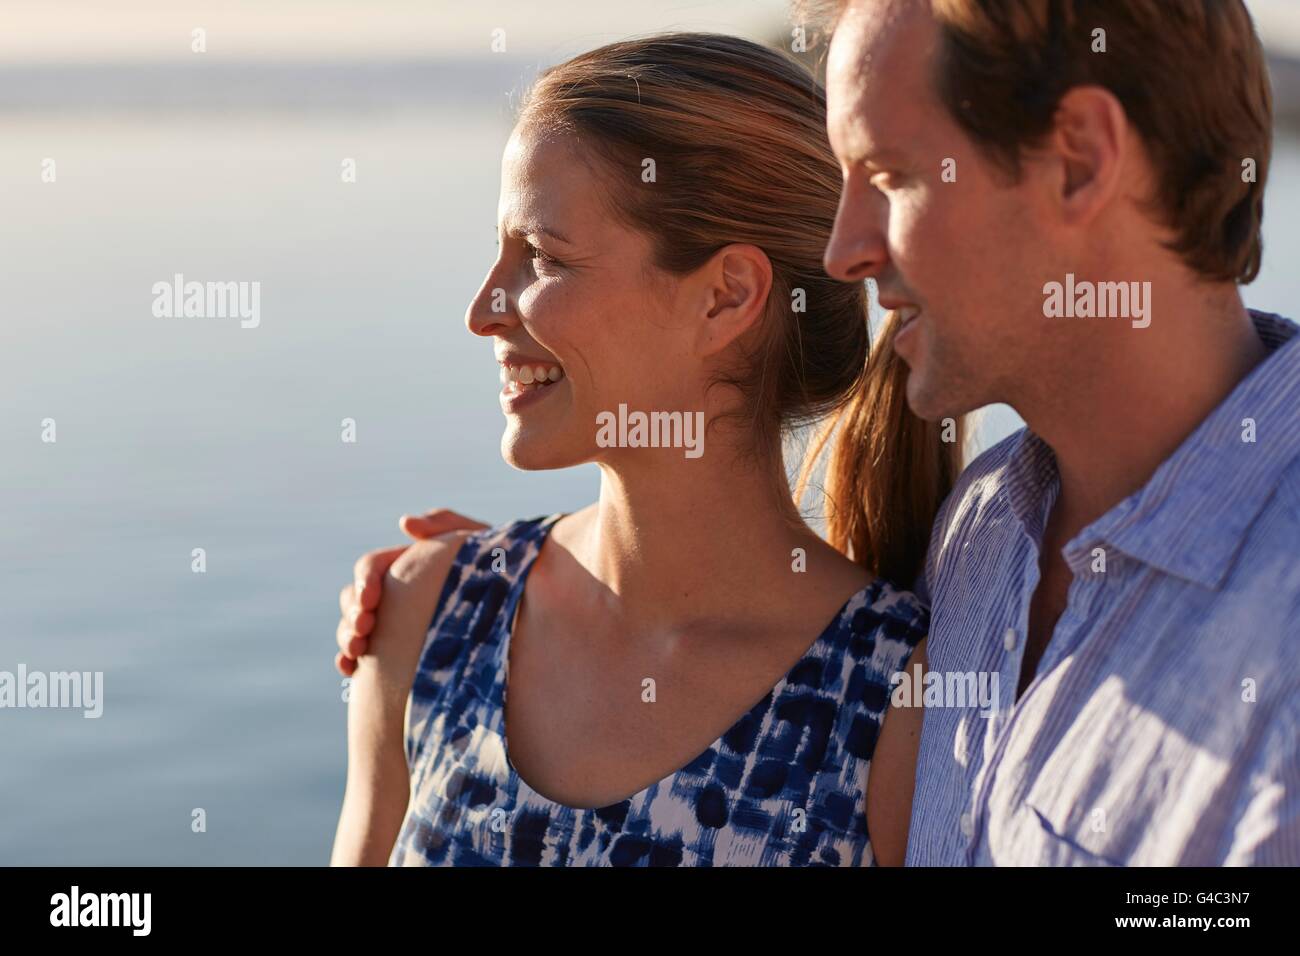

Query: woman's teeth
left=500, top=363, right=565, bottom=392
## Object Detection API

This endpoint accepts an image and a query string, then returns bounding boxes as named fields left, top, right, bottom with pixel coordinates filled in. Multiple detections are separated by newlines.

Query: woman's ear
left=693, top=243, right=773, bottom=356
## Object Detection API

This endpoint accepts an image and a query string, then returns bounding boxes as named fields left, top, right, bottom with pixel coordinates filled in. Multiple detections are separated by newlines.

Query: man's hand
left=334, top=509, right=488, bottom=676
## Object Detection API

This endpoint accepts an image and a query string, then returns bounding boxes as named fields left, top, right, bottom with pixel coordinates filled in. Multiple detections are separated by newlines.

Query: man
left=814, top=0, right=1297, bottom=865
left=337, top=0, right=1298, bottom=864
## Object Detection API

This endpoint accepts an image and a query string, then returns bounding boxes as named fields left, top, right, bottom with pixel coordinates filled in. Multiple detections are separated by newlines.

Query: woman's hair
left=518, top=33, right=962, bottom=585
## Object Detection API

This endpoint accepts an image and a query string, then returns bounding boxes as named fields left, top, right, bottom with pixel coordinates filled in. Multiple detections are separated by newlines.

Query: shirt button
left=960, top=813, right=974, bottom=837
left=1003, top=627, right=1018, bottom=651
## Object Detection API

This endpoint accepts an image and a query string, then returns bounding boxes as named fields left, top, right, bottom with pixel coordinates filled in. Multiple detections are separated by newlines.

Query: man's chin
left=903, top=367, right=961, bottom=424
left=901, top=363, right=933, bottom=417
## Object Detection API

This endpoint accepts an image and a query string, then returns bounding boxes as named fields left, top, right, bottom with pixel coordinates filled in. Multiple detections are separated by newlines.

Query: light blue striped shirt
left=906, top=309, right=1300, bottom=866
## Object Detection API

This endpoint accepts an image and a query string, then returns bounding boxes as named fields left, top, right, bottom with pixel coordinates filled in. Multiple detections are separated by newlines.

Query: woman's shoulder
left=457, top=513, right=563, bottom=574
left=841, top=576, right=930, bottom=650
left=385, top=513, right=562, bottom=626
left=390, top=514, right=558, bottom=588
left=819, top=578, right=927, bottom=726
left=366, top=516, right=556, bottom=682
left=364, top=530, right=482, bottom=678
left=387, top=529, right=478, bottom=594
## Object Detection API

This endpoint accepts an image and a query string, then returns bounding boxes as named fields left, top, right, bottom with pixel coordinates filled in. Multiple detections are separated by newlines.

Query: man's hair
left=796, top=0, right=1273, bottom=283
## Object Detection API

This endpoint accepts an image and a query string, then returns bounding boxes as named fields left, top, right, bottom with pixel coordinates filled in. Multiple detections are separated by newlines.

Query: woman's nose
left=465, top=267, right=520, bottom=338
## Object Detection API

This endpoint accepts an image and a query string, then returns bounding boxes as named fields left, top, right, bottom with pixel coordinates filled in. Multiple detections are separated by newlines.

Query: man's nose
left=823, top=178, right=888, bottom=283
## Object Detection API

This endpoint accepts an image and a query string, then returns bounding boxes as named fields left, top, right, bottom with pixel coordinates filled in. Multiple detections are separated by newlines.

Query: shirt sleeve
left=911, top=562, right=930, bottom=607
left=913, top=479, right=960, bottom=609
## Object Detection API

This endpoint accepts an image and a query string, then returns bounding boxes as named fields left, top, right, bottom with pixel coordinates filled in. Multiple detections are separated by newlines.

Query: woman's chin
left=499, top=432, right=578, bottom=472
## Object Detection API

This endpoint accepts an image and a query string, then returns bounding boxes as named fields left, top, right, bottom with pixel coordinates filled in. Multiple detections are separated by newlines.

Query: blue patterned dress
left=388, top=514, right=927, bottom=866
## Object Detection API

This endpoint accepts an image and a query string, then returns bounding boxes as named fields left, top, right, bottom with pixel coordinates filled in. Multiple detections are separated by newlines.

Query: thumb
left=399, top=508, right=489, bottom=540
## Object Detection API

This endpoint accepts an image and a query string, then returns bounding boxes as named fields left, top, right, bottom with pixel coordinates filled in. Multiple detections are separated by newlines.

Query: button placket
left=965, top=616, right=1040, bottom=862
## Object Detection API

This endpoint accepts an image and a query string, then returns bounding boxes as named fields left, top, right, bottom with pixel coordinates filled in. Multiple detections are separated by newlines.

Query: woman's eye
left=526, top=243, right=562, bottom=269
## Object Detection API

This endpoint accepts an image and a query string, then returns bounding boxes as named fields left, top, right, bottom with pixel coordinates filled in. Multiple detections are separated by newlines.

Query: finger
left=337, top=617, right=355, bottom=655
left=353, top=546, right=406, bottom=611
left=339, top=583, right=356, bottom=616
left=353, top=609, right=375, bottom=639
left=336, top=652, right=357, bottom=677
left=399, top=508, right=489, bottom=540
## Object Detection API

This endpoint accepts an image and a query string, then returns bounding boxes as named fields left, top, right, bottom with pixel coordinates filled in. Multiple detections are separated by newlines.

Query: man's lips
left=880, top=298, right=919, bottom=316
left=881, top=302, right=922, bottom=331
left=882, top=302, right=923, bottom=357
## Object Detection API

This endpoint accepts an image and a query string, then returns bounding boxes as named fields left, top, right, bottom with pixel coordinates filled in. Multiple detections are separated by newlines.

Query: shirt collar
left=1004, top=428, right=1059, bottom=544
left=1005, top=309, right=1300, bottom=588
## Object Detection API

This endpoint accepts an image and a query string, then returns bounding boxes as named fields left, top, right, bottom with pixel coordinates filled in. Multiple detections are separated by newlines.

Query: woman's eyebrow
left=505, top=221, right=573, bottom=245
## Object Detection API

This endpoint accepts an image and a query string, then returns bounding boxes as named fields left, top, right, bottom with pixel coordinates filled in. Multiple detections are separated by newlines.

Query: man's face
left=823, top=0, right=1053, bottom=421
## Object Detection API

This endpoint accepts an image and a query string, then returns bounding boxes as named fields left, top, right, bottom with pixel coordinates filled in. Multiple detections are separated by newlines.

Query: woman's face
left=466, top=125, right=702, bottom=470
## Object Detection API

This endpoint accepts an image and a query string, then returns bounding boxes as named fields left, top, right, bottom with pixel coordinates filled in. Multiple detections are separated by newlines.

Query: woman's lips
left=498, top=359, right=565, bottom=410
left=499, top=361, right=564, bottom=391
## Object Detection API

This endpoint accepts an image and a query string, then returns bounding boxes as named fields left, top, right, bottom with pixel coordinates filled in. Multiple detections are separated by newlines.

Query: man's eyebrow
left=833, top=122, right=910, bottom=168
left=852, top=146, right=910, bottom=168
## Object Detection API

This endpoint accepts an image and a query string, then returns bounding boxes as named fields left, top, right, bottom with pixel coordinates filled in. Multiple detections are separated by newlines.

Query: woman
left=330, top=33, right=958, bottom=867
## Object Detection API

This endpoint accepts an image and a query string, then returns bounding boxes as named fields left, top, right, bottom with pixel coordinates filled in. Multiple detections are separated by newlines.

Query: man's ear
left=1043, top=85, right=1130, bottom=226
left=692, top=243, right=773, bottom=357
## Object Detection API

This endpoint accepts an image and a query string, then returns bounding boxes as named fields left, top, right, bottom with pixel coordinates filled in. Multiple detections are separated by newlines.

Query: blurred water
left=2, top=61, right=1298, bottom=864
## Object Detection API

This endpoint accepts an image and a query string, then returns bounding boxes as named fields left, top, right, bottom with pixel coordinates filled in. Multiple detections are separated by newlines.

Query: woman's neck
left=564, top=444, right=831, bottom=630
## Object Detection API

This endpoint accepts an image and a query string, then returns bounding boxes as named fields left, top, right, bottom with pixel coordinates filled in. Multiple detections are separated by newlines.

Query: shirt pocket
left=1021, top=802, right=1124, bottom=866
left=1011, top=674, right=1236, bottom=866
